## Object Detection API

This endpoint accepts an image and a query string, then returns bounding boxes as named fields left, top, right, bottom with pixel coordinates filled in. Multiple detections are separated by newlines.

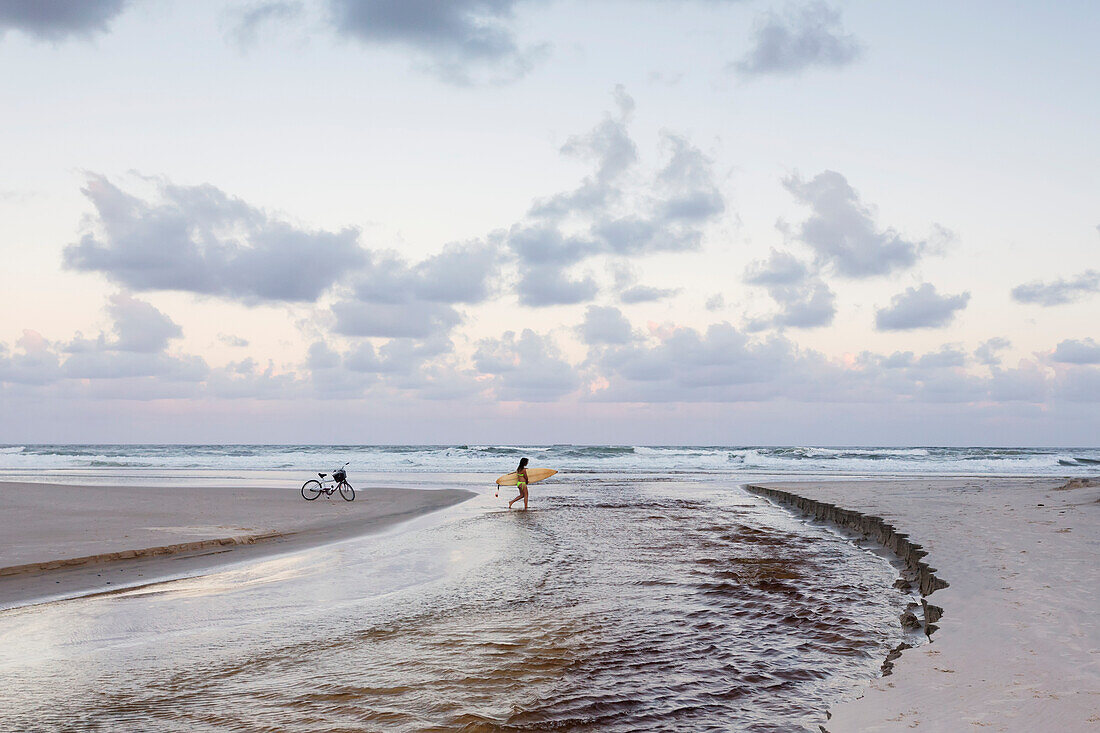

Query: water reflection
left=0, top=477, right=910, bottom=732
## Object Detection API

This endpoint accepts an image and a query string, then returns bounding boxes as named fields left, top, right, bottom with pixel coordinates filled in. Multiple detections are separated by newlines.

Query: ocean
left=1, top=443, right=1097, bottom=482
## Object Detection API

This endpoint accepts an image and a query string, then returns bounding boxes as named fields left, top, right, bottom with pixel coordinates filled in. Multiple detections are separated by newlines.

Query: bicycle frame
left=301, top=462, right=355, bottom=501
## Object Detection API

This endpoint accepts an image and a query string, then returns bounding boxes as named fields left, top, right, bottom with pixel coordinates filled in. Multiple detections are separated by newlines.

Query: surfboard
left=495, top=468, right=557, bottom=486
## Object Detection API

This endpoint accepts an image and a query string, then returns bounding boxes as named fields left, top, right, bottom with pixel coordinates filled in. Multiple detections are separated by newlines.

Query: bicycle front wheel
left=301, top=480, right=322, bottom=500
left=339, top=481, right=355, bottom=501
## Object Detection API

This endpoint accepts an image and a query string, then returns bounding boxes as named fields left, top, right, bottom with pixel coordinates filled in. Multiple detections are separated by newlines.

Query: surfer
left=508, top=457, right=530, bottom=510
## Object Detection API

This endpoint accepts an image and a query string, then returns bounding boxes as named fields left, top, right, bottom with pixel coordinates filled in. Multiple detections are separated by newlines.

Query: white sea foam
left=0, top=444, right=1095, bottom=478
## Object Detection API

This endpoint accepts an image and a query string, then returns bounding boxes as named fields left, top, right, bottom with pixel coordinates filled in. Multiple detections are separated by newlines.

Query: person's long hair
left=517, top=457, right=529, bottom=473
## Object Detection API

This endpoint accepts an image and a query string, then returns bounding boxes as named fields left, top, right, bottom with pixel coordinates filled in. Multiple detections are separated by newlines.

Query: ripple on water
left=0, top=478, right=912, bottom=732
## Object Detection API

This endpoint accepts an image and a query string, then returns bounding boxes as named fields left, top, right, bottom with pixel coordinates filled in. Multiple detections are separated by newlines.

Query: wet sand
left=0, top=481, right=474, bottom=609
left=747, top=477, right=1100, bottom=732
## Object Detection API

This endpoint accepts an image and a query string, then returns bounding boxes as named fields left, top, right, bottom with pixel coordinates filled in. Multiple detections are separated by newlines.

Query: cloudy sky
left=1, top=0, right=1097, bottom=445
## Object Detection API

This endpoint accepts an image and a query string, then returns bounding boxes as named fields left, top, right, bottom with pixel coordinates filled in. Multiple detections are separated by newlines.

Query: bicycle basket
left=333, top=470, right=347, bottom=482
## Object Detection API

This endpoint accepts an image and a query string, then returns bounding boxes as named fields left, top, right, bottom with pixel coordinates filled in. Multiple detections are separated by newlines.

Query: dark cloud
left=230, top=1, right=302, bottom=47
left=64, top=175, right=367, bottom=303
left=578, top=306, right=634, bottom=345
left=1051, top=338, right=1100, bottom=365
left=783, top=171, right=927, bottom=278
left=1010, top=270, right=1099, bottom=306
left=474, top=329, right=580, bottom=401
left=327, top=0, right=541, bottom=84
left=744, top=250, right=836, bottom=328
left=875, top=283, right=970, bottom=331
left=734, top=1, right=861, bottom=77
left=974, top=337, right=1011, bottom=366
left=0, top=0, right=127, bottom=41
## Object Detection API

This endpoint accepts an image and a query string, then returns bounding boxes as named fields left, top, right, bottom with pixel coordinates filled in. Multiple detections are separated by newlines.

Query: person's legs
left=521, top=484, right=529, bottom=510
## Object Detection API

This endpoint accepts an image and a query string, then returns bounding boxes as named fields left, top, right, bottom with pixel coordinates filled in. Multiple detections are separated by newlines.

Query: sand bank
left=747, top=477, right=1100, bottom=732
left=0, top=481, right=473, bottom=608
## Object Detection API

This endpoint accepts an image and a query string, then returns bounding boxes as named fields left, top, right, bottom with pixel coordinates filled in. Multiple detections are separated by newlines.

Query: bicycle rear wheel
left=339, top=481, right=355, bottom=501
left=301, top=480, right=322, bottom=500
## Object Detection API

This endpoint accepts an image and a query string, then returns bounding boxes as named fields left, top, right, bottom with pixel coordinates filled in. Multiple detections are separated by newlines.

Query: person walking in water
left=508, top=457, right=530, bottom=510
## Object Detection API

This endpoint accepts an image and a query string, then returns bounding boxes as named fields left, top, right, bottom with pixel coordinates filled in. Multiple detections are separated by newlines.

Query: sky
left=0, top=0, right=1097, bottom=446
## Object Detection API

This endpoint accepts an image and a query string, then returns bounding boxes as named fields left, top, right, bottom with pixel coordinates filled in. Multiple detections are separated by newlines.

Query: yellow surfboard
left=495, top=468, right=558, bottom=486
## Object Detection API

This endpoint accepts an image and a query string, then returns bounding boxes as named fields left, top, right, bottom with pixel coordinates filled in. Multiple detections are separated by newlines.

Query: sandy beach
left=747, top=477, right=1100, bottom=732
left=0, top=481, right=474, bottom=609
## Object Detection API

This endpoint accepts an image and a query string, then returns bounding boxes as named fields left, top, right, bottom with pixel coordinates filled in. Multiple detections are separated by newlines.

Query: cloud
left=219, top=334, right=250, bottom=347
left=331, top=239, right=498, bottom=336
left=1054, top=365, right=1100, bottom=403
left=578, top=306, right=634, bottom=345
left=104, top=292, right=183, bottom=352
left=64, top=175, right=367, bottom=303
left=974, top=337, right=1011, bottom=366
left=1010, top=270, right=1099, bottom=306
left=1051, top=338, right=1100, bottom=365
left=590, top=323, right=840, bottom=402
left=332, top=300, right=462, bottom=338
left=61, top=350, right=207, bottom=381
left=510, top=88, right=726, bottom=306
left=915, top=346, right=967, bottom=369
left=229, top=1, right=302, bottom=47
left=474, top=329, right=580, bottom=401
left=0, top=297, right=209, bottom=389
left=0, top=0, right=127, bottom=41
left=530, top=86, right=637, bottom=220
left=350, top=240, right=498, bottom=305
left=305, top=335, right=482, bottom=400
left=875, top=283, right=970, bottom=331
left=783, top=171, right=929, bottom=278
left=327, top=0, right=542, bottom=85
left=734, top=1, right=861, bottom=77
left=0, top=331, right=62, bottom=385
left=744, top=249, right=836, bottom=328
left=620, top=284, right=680, bottom=304
left=609, top=260, right=679, bottom=304
left=517, top=263, right=599, bottom=306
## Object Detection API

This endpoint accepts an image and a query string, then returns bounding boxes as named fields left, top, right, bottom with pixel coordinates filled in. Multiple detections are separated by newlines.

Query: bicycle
left=301, top=462, right=355, bottom=501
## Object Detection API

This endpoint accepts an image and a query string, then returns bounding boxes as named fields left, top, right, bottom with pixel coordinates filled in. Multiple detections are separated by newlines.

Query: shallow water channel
left=0, top=474, right=912, bottom=732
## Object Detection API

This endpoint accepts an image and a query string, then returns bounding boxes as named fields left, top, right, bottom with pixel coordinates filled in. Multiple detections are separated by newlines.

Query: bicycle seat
left=318, top=472, right=327, bottom=478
